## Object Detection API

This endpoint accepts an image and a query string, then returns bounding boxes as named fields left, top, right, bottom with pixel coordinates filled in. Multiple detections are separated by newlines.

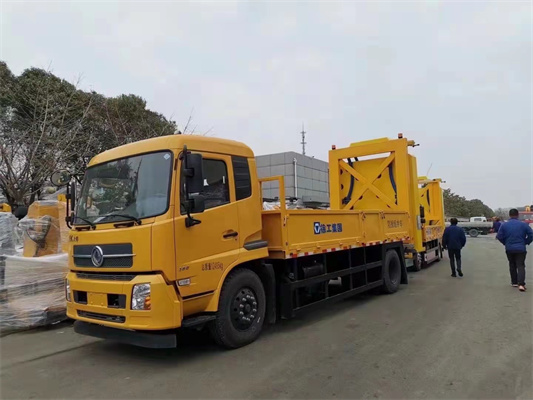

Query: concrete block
left=256, top=155, right=270, bottom=167
left=284, top=164, right=294, bottom=176
left=319, top=181, right=328, bottom=192
left=270, top=153, right=285, bottom=165
left=312, top=180, right=321, bottom=191
left=312, top=169, right=321, bottom=180
left=257, top=166, right=271, bottom=179
left=304, top=167, right=314, bottom=179
left=271, top=165, right=285, bottom=177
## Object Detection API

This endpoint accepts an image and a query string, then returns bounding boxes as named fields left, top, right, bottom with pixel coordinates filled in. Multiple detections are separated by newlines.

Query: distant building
left=255, top=152, right=329, bottom=204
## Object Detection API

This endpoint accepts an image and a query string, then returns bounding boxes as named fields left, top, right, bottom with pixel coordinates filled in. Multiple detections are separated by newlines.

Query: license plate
left=87, top=292, right=107, bottom=306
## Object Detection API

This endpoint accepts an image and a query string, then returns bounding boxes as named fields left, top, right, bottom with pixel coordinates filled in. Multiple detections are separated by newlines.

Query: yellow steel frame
left=418, top=177, right=445, bottom=243
left=328, top=136, right=424, bottom=253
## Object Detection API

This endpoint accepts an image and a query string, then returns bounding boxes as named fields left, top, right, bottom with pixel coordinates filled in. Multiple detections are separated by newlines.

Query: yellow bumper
left=66, top=272, right=182, bottom=330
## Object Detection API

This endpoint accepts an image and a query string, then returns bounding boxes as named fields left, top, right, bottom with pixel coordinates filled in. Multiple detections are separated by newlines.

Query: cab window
left=181, top=158, right=230, bottom=213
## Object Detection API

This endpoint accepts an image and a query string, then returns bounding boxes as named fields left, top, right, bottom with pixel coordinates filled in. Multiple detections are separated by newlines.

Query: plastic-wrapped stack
left=0, top=254, right=67, bottom=333
left=0, top=212, right=19, bottom=255
left=0, top=201, right=68, bottom=334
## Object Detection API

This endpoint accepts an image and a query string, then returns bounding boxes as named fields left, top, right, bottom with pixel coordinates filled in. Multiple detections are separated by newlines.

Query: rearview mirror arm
left=65, top=182, right=73, bottom=229
left=181, top=145, right=202, bottom=228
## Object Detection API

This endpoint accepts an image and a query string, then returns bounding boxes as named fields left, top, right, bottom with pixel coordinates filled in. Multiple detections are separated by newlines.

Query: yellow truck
left=417, top=176, right=445, bottom=268
left=56, top=134, right=436, bottom=348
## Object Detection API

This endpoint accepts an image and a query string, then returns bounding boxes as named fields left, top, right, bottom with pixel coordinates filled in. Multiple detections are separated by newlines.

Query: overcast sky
left=1, top=1, right=531, bottom=208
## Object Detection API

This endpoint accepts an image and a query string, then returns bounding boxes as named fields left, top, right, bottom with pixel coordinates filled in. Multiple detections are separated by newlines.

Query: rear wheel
left=382, top=250, right=402, bottom=294
left=469, top=229, right=479, bottom=237
left=209, top=269, right=266, bottom=349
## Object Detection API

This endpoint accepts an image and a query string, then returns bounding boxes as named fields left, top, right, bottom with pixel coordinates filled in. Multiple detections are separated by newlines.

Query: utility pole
left=300, top=123, right=307, bottom=155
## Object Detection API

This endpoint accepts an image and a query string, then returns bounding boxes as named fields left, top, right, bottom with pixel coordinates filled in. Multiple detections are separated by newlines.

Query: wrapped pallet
left=0, top=200, right=69, bottom=334
left=0, top=212, right=19, bottom=255
left=0, top=254, right=67, bottom=334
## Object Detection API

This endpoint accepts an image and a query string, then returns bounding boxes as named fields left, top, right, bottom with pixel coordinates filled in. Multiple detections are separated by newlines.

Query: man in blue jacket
left=492, top=218, right=502, bottom=233
left=443, top=218, right=467, bottom=277
left=497, top=209, right=533, bottom=291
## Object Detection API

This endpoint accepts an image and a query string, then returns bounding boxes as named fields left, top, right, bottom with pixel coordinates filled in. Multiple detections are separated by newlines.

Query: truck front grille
left=76, top=273, right=135, bottom=281
left=78, top=310, right=125, bottom=323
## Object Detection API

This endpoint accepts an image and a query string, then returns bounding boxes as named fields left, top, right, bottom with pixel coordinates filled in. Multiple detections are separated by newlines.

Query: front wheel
left=382, top=250, right=402, bottom=294
left=469, top=229, right=479, bottom=237
left=209, top=268, right=266, bottom=349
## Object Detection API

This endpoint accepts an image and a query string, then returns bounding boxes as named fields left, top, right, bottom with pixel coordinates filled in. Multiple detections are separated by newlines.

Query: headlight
left=65, top=278, right=71, bottom=302
left=131, top=283, right=151, bottom=310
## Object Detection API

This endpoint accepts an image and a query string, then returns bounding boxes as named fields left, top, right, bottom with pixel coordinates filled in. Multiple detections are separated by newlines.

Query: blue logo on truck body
left=314, top=222, right=343, bottom=235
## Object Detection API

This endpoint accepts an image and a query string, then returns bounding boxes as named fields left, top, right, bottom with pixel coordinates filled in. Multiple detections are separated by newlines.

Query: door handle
left=223, top=231, right=239, bottom=239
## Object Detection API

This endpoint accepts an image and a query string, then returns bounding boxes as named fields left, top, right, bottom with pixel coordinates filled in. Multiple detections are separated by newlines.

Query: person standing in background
left=443, top=218, right=467, bottom=277
left=497, top=209, right=533, bottom=292
left=492, top=217, right=502, bottom=233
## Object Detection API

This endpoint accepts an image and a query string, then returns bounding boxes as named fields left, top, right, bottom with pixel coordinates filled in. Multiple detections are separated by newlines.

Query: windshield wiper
left=72, top=215, right=96, bottom=229
left=99, top=213, right=142, bottom=225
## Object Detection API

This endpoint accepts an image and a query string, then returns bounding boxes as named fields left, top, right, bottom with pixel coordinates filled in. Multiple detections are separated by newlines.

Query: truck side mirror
left=189, top=194, right=205, bottom=214
left=181, top=146, right=205, bottom=227
left=70, top=182, right=76, bottom=212
left=50, top=170, right=71, bottom=187
left=419, top=205, right=426, bottom=224
left=184, top=153, right=204, bottom=194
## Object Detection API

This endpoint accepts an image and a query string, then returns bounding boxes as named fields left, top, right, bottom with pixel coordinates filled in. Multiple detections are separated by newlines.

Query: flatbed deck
left=260, top=177, right=411, bottom=259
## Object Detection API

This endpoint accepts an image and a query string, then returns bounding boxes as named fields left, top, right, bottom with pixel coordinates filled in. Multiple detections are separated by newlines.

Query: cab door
left=174, top=153, right=239, bottom=298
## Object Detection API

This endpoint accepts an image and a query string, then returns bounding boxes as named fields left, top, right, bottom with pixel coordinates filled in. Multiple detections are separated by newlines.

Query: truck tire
left=209, top=268, right=266, bottom=349
left=382, top=250, right=402, bottom=294
left=469, top=229, right=479, bottom=238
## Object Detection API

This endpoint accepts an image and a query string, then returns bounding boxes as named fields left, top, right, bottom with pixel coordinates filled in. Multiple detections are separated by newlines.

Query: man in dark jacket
left=496, top=209, right=533, bottom=291
left=492, top=218, right=502, bottom=233
left=443, top=218, right=467, bottom=277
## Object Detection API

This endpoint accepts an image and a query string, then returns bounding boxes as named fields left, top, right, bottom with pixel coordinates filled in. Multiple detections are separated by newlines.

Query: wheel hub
left=231, top=287, right=258, bottom=330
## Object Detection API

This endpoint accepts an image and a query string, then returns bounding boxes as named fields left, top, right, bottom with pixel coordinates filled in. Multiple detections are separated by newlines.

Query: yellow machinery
left=328, top=134, right=433, bottom=270
left=418, top=176, right=445, bottom=266
left=0, top=203, right=11, bottom=213
left=20, top=199, right=69, bottom=257
left=64, top=134, right=433, bottom=349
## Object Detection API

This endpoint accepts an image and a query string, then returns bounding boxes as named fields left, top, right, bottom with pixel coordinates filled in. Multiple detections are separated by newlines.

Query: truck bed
left=260, top=177, right=411, bottom=259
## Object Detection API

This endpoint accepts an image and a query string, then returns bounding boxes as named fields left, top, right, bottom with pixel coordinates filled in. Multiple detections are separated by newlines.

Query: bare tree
left=0, top=62, right=179, bottom=207
left=0, top=66, right=94, bottom=206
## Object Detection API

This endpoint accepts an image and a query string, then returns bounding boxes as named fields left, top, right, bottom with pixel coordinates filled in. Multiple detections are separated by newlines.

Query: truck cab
left=67, top=135, right=268, bottom=347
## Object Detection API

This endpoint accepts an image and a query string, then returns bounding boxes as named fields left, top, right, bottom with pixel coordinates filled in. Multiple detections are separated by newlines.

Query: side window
left=232, top=156, right=252, bottom=200
left=181, top=158, right=230, bottom=213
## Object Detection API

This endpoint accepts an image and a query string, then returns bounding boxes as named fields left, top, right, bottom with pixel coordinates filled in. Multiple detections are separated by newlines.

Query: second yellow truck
left=56, top=133, right=443, bottom=348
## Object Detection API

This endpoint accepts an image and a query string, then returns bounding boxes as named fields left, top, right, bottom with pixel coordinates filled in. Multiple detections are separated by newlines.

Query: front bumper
left=74, top=321, right=177, bottom=348
left=66, top=271, right=182, bottom=331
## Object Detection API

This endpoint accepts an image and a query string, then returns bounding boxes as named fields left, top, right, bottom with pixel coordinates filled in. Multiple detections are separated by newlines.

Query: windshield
left=75, top=151, right=173, bottom=224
